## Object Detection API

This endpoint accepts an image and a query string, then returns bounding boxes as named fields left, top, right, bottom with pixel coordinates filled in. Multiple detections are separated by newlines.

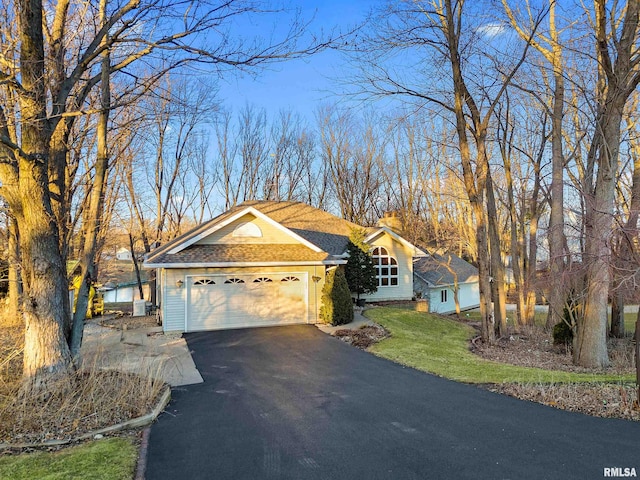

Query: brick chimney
left=377, top=211, right=403, bottom=234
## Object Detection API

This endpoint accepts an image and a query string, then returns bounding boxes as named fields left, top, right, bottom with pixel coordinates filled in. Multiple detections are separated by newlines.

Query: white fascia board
left=143, top=259, right=347, bottom=269
left=167, top=206, right=323, bottom=255
left=364, top=227, right=428, bottom=257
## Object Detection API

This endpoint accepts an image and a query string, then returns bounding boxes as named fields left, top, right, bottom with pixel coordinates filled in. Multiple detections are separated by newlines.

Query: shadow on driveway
left=146, top=325, right=639, bottom=479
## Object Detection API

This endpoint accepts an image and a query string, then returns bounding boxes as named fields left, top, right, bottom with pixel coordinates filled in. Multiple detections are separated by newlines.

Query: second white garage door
left=186, top=273, right=308, bottom=332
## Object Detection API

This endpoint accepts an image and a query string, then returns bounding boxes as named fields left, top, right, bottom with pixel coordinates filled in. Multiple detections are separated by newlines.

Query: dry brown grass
left=0, top=309, right=167, bottom=446
left=0, top=307, right=24, bottom=392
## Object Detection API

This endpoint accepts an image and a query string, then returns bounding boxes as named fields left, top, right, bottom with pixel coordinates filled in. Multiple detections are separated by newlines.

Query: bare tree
left=496, top=94, right=548, bottom=326
left=575, top=0, right=640, bottom=368
left=317, top=105, right=386, bottom=225
left=347, top=0, right=543, bottom=342
left=0, top=0, right=340, bottom=388
left=611, top=102, right=640, bottom=337
left=503, top=0, right=569, bottom=330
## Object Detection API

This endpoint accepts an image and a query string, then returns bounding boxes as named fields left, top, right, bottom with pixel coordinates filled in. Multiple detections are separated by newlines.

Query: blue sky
left=216, top=1, right=374, bottom=116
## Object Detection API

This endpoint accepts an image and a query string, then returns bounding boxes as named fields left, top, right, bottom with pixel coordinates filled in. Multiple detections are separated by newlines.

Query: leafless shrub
left=334, top=325, right=390, bottom=349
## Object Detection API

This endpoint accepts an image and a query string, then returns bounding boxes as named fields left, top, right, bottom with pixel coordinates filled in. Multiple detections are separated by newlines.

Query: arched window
left=224, top=277, right=245, bottom=284
left=193, top=278, right=216, bottom=285
left=371, top=246, right=398, bottom=287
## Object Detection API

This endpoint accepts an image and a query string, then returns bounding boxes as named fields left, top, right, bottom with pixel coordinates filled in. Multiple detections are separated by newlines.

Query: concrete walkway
left=315, top=309, right=375, bottom=335
left=81, top=320, right=203, bottom=387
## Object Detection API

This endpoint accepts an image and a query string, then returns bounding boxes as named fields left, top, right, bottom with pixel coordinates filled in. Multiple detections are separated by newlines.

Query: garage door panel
left=186, top=273, right=308, bottom=332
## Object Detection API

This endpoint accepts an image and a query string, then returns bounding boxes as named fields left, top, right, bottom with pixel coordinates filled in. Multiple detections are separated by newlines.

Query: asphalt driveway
left=146, top=325, right=639, bottom=479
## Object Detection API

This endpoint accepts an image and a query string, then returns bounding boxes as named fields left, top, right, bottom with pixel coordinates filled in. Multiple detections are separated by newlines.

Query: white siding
left=103, top=284, right=150, bottom=303
left=163, top=269, right=186, bottom=331
left=428, top=282, right=479, bottom=314
left=363, top=233, right=415, bottom=302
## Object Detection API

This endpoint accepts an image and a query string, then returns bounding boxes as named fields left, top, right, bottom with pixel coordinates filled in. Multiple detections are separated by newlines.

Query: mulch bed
left=470, top=326, right=633, bottom=375
left=333, top=325, right=390, bottom=349
left=468, top=324, right=639, bottom=421
left=487, top=383, right=640, bottom=421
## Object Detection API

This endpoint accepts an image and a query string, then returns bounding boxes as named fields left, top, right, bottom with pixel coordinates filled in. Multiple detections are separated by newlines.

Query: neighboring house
left=98, top=260, right=150, bottom=304
left=100, top=280, right=150, bottom=303
left=413, top=252, right=480, bottom=314
left=116, top=247, right=133, bottom=261
left=143, top=201, right=427, bottom=333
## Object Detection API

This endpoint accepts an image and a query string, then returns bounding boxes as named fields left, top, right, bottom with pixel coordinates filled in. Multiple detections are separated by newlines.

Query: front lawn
left=0, top=438, right=138, bottom=480
left=365, top=307, right=634, bottom=384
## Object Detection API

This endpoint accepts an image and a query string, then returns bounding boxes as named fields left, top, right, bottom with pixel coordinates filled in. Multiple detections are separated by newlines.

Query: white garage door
left=186, top=273, right=308, bottom=332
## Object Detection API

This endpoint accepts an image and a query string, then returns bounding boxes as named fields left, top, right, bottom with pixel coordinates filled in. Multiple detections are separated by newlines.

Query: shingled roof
left=241, top=201, right=368, bottom=256
left=144, top=201, right=373, bottom=267
left=145, top=244, right=330, bottom=265
left=413, top=252, right=479, bottom=286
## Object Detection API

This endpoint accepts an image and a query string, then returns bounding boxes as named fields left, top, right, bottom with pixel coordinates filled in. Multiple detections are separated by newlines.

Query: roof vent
left=232, top=222, right=262, bottom=238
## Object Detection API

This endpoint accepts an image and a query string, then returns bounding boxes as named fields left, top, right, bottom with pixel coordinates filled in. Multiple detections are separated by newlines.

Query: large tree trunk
left=502, top=137, right=527, bottom=328
left=17, top=0, right=73, bottom=387
left=610, top=291, right=625, bottom=338
left=575, top=0, right=640, bottom=368
left=523, top=150, right=543, bottom=326
left=443, top=0, right=494, bottom=344
left=576, top=102, right=624, bottom=368
left=18, top=174, right=73, bottom=386
left=475, top=200, right=495, bottom=344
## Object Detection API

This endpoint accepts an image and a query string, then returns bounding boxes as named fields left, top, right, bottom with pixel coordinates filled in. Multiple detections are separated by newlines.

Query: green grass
left=0, top=438, right=138, bottom=480
left=366, top=307, right=634, bottom=384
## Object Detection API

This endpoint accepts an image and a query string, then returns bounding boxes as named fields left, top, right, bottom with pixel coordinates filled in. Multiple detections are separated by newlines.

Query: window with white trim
left=372, top=246, right=399, bottom=287
left=441, top=289, right=448, bottom=303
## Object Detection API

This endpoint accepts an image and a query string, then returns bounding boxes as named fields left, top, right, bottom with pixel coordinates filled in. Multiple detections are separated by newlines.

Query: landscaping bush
left=552, top=320, right=573, bottom=346
left=344, top=228, right=377, bottom=302
left=553, top=305, right=575, bottom=346
left=320, top=267, right=354, bottom=326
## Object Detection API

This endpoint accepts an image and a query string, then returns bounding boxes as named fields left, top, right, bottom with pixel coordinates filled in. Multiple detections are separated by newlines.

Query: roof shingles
left=145, top=201, right=369, bottom=266
left=413, top=252, right=479, bottom=286
left=148, top=243, right=331, bottom=265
